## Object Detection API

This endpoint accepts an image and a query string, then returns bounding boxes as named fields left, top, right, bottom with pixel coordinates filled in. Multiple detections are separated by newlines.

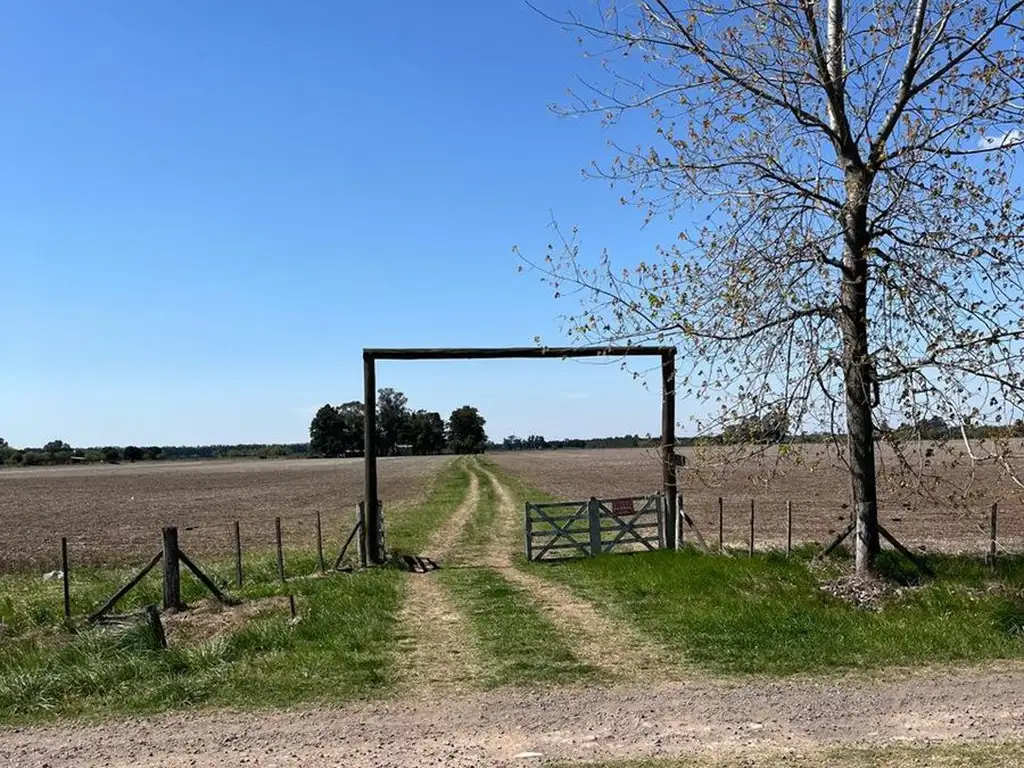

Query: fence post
left=162, top=526, right=182, bottom=611
left=749, top=499, right=755, bottom=557
left=786, top=501, right=793, bottom=558
left=146, top=604, right=167, bottom=649
left=275, top=517, right=286, bottom=583
left=677, top=492, right=684, bottom=548
left=587, top=497, right=603, bottom=557
left=718, top=497, right=724, bottom=552
left=315, top=511, right=325, bottom=573
left=525, top=503, right=534, bottom=560
left=357, top=502, right=367, bottom=569
left=989, top=502, right=998, bottom=568
left=233, top=520, right=243, bottom=588
left=61, top=537, right=71, bottom=620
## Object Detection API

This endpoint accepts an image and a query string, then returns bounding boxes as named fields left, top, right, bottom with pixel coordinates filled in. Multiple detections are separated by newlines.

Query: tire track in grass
left=477, top=464, right=672, bottom=680
left=396, top=460, right=482, bottom=693
left=437, top=469, right=603, bottom=686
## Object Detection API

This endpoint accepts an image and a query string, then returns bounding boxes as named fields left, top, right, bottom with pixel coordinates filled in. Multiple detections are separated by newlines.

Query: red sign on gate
left=610, top=498, right=635, bottom=516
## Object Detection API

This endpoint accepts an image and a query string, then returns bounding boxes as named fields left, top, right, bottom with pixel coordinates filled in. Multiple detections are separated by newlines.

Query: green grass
left=0, top=457, right=476, bottom=724
left=549, top=741, right=1024, bottom=767
left=438, top=567, right=601, bottom=687
left=523, top=547, right=1024, bottom=675
left=480, top=459, right=1024, bottom=676
left=434, top=467, right=601, bottom=686
left=0, top=567, right=402, bottom=723
left=385, top=456, right=468, bottom=555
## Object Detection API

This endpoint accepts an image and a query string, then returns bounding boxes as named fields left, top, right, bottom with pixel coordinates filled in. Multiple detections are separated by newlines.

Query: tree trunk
left=839, top=166, right=881, bottom=576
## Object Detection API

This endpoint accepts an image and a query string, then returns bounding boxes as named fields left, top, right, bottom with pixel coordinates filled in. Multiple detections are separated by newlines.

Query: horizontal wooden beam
left=364, top=346, right=675, bottom=361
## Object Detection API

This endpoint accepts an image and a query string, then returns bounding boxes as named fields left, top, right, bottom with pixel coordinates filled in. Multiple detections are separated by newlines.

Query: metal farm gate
left=525, top=495, right=665, bottom=562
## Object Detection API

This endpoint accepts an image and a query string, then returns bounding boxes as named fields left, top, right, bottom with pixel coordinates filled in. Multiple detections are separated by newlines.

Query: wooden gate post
left=162, top=526, right=182, bottom=611
left=525, top=503, right=534, bottom=560
left=587, top=497, right=603, bottom=557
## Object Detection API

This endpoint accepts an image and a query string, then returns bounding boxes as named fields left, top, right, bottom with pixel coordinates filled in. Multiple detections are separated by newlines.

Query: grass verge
left=482, top=461, right=1024, bottom=676
left=0, top=567, right=402, bottom=723
left=0, top=458, right=474, bottom=724
left=549, top=741, right=1024, bottom=767
left=523, top=547, right=1024, bottom=675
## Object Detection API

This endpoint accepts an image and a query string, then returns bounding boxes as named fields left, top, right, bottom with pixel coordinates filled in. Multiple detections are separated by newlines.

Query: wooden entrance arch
left=362, top=346, right=678, bottom=565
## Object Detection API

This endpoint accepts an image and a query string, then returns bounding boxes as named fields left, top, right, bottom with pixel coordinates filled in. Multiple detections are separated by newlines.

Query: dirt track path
left=478, top=465, right=670, bottom=679
left=4, top=666, right=1022, bottom=767
left=395, top=461, right=481, bottom=691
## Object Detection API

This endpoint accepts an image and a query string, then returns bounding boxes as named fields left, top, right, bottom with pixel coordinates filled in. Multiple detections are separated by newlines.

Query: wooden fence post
left=677, top=492, right=685, bottom=548
left=718, top=497, right=724, bottom=552
left=587, top=498, right=603, bottom=557
left=315, top=511, right=325, bottom=573
left=989, top=502, right=998, bottom=568
left=786, top=501, right=793, bottom=558
left=357, top=503, right=367, bottom=569
left=146, top=604, right=167, bottom=649
left=233, top=520, right=243, bottom=588
left=748, top=499, right=755, bottom=557
left=61, top=537, right=71, bottom=620
left=162, top=526, right=182, bottom=611
left=275, top=517, right=286, bottom=583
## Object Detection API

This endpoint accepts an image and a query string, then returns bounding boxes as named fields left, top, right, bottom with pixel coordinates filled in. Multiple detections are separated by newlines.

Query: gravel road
left=3, top=665, right=1022, bottom=767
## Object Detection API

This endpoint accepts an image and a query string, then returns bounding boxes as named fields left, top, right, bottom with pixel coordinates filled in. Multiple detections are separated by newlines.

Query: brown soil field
left=0, top=456, right=450, bottom=572
left=492, top=444, right=1024, bottom=555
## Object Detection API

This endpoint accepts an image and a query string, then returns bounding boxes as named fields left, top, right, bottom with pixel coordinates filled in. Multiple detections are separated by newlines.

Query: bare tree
left=525, top=0, right=1024, bottom=574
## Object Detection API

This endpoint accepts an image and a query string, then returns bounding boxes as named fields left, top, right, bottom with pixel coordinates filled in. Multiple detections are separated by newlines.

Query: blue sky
left=0, top=1, right=681, bottom=447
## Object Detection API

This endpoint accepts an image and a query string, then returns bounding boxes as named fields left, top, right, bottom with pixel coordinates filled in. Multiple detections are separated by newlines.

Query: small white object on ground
left=513, top=751, right=544, bottom=759
left=42, top=570, right=63, bottom=581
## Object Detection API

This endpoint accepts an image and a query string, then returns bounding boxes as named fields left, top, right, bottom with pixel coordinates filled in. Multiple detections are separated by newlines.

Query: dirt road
left=3, top=666, right=1022, bottom=766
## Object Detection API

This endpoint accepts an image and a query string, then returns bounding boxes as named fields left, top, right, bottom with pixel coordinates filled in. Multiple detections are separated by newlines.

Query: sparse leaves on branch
left=526, top=0, right=1024, bottom=574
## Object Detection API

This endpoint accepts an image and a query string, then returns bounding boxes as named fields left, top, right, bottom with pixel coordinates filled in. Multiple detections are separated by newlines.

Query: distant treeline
left=7, top=414, right=1020, bottom=469
left=0, top=438, right=308, bottom=467
left=493, top=434, right=660, bottom=451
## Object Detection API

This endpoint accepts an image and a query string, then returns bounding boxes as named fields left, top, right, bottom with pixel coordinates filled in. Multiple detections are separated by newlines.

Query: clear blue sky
left=0, top=1, right=678, bottom=447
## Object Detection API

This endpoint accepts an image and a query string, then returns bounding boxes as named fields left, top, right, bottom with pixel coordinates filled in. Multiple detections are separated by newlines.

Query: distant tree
left=101, top=446, right=121, bottom=463
left=447, top=406, right=487, bottom=454
left=145, top=446, right=163, bottom=460
left=43, top=439, right=68, bottom=455
left=405, top=410, right=446, bottom=455
left=503, top=435, right=524, bottom=451
left=721, top=407, right=791, bottom=445
left=377, top=388, right=410, bottom=456
left=310, top=402, right=365, bottom=457
left=916, top=416, right=951, bottom=441
left=310, top=404, right=344, bottom=457
left=123, top=445, right=144, bottom=463
left=21, top=451, right=44, bottom=467
left=335, top=401, right=365, bottom=456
